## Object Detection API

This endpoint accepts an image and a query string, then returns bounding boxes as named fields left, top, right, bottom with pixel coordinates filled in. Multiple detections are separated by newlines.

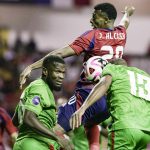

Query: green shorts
left=13, top=137, right=60, bottom=150
left=108, top=128, right=150, bottom=150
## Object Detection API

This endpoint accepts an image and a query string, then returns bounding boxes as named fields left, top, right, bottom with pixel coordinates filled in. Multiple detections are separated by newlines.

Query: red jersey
left=70, top=26, right=126, bottom=63
left=0, top=107, right=17, bottom=144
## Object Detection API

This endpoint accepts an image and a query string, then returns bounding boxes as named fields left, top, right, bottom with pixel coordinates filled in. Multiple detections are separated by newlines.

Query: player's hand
left=69, top=108, right=85, bottom=130
left=122, top=6, right=135, bottom=16
left=19, top=66, right=32, bottom=89
left=58, top=137, right=74, bottom=150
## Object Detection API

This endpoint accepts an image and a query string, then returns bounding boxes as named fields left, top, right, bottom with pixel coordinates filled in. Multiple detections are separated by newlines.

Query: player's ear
left=105, top=20, right=108, bottom=24
left=104, top=18, right=110, bottom=24
left=42, top=67, right=48, bottom=76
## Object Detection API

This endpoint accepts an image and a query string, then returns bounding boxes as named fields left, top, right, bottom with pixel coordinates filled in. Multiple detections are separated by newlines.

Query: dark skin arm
left=23, top=110, right=59, bottom=141
left=24, top=110, right=73, bottom=150
left=70, top=75, right=112, bottom=129
left=19, top=46, right=75, bottom=89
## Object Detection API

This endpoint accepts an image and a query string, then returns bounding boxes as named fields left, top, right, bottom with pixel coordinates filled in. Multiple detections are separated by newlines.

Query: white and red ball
left=83, top=56, right=108, bottom=81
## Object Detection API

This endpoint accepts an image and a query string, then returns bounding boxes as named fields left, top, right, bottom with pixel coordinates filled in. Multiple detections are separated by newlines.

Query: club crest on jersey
left=32, top=96, right=40, bottom=105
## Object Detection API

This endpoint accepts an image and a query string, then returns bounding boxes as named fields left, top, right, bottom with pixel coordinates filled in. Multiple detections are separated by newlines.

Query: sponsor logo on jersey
left=32, top=96, right=40, bottom=105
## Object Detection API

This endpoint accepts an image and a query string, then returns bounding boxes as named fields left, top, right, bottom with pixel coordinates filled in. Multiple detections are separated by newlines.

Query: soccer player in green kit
left=70, top=58, right=150, bottom=150
left=19, top=4, right=135, bottom=150
left=12, top=55, right=72, bottom=150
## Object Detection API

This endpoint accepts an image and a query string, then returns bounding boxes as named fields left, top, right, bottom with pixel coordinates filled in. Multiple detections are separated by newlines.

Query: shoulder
left=80, top=29, right=95, bottom=37
left=30, top=78, right=44, bottom=86
left=25, top=79, right=49, bottom=95
left=129, top=66, right=149, bottom=77
left=29, top=79, right=46, bottom=89
left=102, top=64, right=116, bottom=76
left=115, top=25, right=126, bottom=31
left=104, top=63, right=115, bottom=70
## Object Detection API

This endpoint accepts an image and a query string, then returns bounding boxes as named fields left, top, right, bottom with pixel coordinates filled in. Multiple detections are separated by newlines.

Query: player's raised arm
left=19, top=46, right=75, bottom=89
left=119, top=6, right=135, bottom=29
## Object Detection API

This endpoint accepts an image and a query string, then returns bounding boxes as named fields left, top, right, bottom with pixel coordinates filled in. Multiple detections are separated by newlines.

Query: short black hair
left=109, top=58, right=127, bottom=66
left=94, top=3, right=117, bottom=20
left=42, top=55, right=65, bottom=69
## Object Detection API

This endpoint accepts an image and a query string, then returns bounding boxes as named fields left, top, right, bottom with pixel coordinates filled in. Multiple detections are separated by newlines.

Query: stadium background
left=0, top=0, right=149, bottom=149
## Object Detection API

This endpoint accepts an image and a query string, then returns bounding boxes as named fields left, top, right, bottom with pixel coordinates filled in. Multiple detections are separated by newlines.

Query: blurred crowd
left=0, top=33, right=83, bottom=116
left=0, top=31, right=150, bottom=150
left=1, top=32, right=150, bottom=117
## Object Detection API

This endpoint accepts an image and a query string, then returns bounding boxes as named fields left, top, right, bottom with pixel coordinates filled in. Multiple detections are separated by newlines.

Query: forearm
left=119, top=12, right=130, bottom=29
left=29, top=50, right=59, bottom=70
left=24, top=111, right=58, bottom=141
left=29, top=46, right=75, bottom=70
left=82, top=81, right=107, bottom=111
left=81, top=76, right=112, bottom=111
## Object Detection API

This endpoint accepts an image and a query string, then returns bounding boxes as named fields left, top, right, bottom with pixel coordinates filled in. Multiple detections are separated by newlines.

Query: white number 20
left=101, top=45, right=123, bottom=60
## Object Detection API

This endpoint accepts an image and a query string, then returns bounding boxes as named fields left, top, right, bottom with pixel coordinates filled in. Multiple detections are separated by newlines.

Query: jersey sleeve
left=102, top=64, right=116, bottom=77
left=0, top=109, right=17, bottom=135
left=69, top=30, right=95, bottom=55
left=23, top=85, right=48, bottom=115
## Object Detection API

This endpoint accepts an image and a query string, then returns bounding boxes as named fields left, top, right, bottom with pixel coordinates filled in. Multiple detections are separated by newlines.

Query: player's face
left=90, top=10, right=109, bottom=28
left=46, top=62, right=66, bottom=91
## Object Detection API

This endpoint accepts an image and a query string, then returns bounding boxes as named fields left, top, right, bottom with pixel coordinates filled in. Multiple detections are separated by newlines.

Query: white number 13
left=127, top=70, right=150, bottom=101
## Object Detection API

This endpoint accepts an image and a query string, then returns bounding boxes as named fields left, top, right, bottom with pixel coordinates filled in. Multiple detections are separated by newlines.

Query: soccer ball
left=83, top=56, right=108, bottom=81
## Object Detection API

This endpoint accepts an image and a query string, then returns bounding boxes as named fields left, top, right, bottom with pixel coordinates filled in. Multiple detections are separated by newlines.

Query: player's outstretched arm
left=19, top=46, right=75, bottom=89
left=119, top=6, right=135, bottom=29
left=70, top=75, right=112, bottom=129
left=24, top=110, right=73, bottom=150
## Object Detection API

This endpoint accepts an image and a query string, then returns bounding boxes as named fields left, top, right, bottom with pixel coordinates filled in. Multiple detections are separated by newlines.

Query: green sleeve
left=23, top=84, right=47, bottom=115
left=24, top=94, right=43, bottom=115
left=102, top=64, right=116, bottom=78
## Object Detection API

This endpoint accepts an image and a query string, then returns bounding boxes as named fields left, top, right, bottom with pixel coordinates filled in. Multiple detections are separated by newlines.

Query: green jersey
left=102, top=64, right=150, bottom=132
left=16, top=79, right=58, bottom=145
left=71, top=126, right=89, bottom=150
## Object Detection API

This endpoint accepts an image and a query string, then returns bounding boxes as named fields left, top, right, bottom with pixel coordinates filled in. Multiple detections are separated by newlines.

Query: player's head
left=91, top=3, right=117, bottom=28
left=42, top=55, right=66, bottom=91
left=110, top=58, right=127, bottom=66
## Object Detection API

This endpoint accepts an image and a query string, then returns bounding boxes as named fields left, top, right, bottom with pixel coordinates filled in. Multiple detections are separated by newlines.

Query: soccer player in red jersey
left=19, top=3, right=135, bottom=150
left=0, top=107, right=18, bottom=150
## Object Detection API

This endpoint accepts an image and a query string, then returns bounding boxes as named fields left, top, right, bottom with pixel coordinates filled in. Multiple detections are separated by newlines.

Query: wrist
left=80, top=107, right=85, bottom=115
